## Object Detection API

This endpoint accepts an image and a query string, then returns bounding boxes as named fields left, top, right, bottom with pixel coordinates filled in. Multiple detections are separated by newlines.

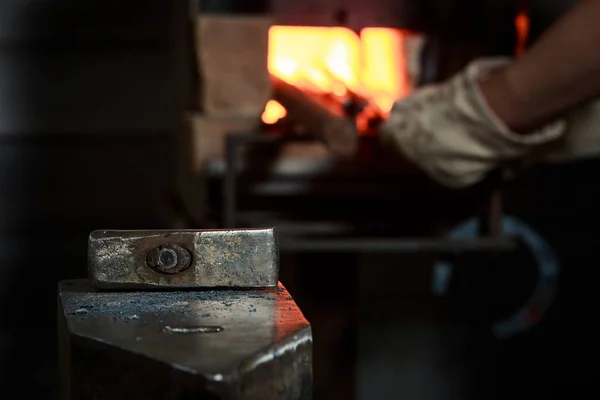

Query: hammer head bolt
left=146, top=244, right=192, bottom=274
left=157, top=248, right=177, bottom=269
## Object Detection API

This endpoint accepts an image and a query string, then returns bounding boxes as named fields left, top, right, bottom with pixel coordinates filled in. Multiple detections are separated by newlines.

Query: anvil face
left=58, top=279, right=312, bottom=400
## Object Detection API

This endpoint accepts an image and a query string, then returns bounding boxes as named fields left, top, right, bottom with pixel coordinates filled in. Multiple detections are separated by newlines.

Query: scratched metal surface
left=58, top=279, right=312, bottom=399
left=88, top=228, right=279, bottom=289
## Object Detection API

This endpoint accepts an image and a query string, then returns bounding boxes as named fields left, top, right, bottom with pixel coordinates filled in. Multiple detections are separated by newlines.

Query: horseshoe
left=432, top=215, right=559, bottom=339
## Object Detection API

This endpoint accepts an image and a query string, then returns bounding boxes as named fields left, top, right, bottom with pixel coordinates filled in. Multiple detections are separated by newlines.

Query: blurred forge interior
left=1, top=0, right=597, bottom=399
left=183, top=0, right=598, bottom=399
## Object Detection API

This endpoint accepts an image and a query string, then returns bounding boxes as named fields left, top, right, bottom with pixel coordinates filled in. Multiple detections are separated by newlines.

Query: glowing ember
left=360, top=27, right=406, bottom=113
left=262, top=100, right=287, bottom=125
left=263, top=26, right=409, bottom=128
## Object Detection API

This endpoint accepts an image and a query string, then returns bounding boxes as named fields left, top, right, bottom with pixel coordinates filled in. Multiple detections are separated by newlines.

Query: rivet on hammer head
left=157, top=248, right=178, bottom=270
left=146, top=244, right=192, bottom=274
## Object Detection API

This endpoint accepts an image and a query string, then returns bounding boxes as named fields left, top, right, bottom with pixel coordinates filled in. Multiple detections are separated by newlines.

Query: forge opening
left=262, top=25, right=410, bottom=129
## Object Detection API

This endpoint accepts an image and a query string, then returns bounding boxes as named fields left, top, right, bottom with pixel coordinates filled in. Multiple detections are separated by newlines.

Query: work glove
left=535, top=98, right=600, bottom=163
left=379, top=58, right=567, bottom=188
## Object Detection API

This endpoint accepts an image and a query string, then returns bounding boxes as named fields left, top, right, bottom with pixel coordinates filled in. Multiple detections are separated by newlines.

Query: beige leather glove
left=380, top=58, right=567, bottom=188
left=535, top=98, right=600, bottom=163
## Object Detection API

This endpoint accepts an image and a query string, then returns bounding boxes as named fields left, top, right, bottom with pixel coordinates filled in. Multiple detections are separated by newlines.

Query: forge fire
left=262, top=25, right=411, bottom=132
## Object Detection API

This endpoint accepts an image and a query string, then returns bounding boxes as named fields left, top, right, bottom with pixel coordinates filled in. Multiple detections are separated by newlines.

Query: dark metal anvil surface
left=58, top=279, right=312, bottom=400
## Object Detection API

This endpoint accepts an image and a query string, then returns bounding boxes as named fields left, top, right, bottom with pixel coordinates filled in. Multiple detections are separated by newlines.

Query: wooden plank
left=195, top=14, right=272, bottom=117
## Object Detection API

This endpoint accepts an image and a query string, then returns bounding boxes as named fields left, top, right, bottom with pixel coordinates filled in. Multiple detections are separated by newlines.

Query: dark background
left=1, top=0, right=596, bottom=399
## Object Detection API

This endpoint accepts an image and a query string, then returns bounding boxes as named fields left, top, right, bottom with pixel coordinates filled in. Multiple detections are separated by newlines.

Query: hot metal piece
left=58, top=279, right=312, bottom=400
left=88, top=228, right=279, bottom=289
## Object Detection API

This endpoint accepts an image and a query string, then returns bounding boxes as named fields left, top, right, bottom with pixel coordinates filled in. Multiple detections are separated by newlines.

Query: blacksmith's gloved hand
left=379, top=58, right=568, bottom=188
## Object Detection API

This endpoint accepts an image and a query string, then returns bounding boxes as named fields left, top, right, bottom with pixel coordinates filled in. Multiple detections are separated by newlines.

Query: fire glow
left=262, top=26, right=409, bottom=127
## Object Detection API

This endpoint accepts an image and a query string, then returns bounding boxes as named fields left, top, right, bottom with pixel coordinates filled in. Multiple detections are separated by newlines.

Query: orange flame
left=515, top=8, right=530, bottom=57
left=263, top=26, right=408, bottom=126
